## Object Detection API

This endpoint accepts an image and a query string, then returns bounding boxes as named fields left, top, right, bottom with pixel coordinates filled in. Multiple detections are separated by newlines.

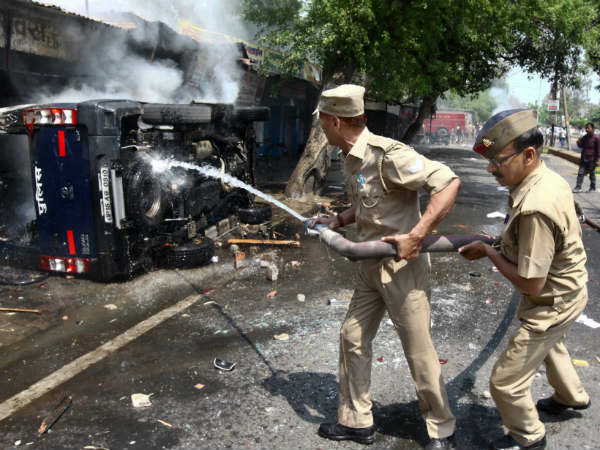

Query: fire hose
left=305, top=220, right=498, bottom=260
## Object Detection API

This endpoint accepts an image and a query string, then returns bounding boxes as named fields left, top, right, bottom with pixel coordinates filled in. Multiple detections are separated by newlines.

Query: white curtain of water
left=162, top=160, right=307, bottom=223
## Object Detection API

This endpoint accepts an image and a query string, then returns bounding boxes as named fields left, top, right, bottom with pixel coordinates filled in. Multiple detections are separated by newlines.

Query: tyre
left=237, top=203, right=272, bottom=224
left=232, top=106, right=271, bottom=122
left=163, top=238, right=215, bottom=268
left=141, top=104, right=213, bottom=125
left=126, top=163, right=169, bottom=229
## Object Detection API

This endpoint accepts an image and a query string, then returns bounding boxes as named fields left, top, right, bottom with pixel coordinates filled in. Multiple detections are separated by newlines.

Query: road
left=1, top=146, right=599, bottom=450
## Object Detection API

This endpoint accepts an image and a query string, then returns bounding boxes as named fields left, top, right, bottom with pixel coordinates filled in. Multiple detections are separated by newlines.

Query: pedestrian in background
left=573, top=122, right=600, bottom=192
left=559, top=127, right=566, bottom=147
left=459, top=109, right=590, bottom=450
left=312, top=84, right=460, bottom=449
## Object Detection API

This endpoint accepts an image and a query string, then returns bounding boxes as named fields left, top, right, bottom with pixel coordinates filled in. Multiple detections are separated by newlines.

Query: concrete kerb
left=545, top=146, right=581, bottom=165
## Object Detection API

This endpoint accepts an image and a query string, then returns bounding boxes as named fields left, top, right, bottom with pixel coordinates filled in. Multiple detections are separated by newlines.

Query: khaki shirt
left=501, top=162, right=587, bottom=304
left=344, top=128, right=457, bottom=243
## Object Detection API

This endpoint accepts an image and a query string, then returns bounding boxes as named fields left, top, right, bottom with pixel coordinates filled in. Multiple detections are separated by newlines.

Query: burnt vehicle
left=0, top=100, right=270, bottom=281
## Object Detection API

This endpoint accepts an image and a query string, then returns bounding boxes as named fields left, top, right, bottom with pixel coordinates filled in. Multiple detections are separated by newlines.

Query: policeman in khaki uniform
left=459, top=109, right=590, bottom=450
left=313, top=84, right=461, bottom=449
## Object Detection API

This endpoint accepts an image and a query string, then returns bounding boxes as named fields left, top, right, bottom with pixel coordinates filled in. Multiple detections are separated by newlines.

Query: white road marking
left=0, top=294, right=204, bottom=423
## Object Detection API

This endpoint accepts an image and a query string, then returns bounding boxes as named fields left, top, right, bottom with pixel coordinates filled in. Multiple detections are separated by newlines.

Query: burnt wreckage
left=0, top=100, right=271, bottom=281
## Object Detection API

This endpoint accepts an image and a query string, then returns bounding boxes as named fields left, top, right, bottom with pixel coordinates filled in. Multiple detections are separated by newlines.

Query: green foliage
left=243, top=0, right=599, bottom=134
left=514, top=0, right=596, bottom=90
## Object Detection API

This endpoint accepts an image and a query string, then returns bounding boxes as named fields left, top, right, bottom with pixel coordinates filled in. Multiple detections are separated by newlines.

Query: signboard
left=10, top=16, right=71, bottom=60
left=548, top=99, right=560, bottom=111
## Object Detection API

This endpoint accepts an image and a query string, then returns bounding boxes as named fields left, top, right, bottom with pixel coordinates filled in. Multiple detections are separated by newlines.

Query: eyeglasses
left=489, top=150, right=523, bottom=168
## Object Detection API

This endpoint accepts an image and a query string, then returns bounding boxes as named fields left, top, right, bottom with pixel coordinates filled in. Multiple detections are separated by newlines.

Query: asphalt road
left=1, top=146, right=599, bottom=450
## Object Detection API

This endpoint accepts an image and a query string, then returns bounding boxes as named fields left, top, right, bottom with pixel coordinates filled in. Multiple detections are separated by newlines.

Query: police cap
left=474, top=108, right=538, bottom=159
left=317, top=84, right=365, bottom=117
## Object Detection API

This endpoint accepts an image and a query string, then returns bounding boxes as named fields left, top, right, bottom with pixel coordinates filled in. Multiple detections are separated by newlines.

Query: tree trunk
left=284, top=68, right=355, bottom=198
left=401, top=94, right=438, bottom=144
left=284, top=114, right=334, bottom=198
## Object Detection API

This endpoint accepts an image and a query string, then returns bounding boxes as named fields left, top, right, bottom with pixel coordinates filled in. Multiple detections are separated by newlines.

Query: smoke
left=489, top=86, right=527, bottom=115
left=30, top=0, right=249, bottom=105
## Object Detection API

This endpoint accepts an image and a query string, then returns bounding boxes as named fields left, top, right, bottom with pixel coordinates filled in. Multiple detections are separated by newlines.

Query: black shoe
left=489, top=435, right=546, bottom=449
left=425, top=433, right=455, bottom=449
left=536, top=396, right=590, bottom=415
left=318, top=422, right=375, bottom=445
left=589, top=188, right=596, bottom=192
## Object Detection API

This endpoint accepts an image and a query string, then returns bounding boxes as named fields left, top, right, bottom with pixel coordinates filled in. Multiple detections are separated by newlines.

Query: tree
left=244, top=0, right=597, bottom=197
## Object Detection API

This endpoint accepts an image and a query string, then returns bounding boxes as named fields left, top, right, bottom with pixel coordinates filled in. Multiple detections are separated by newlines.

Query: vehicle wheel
left=163, top=238, right=215, bottom=268
left=126, top=163, right=169, bottom=229
left=237, top=203, right=272, bottom=224
left=141, top=104, right=213, bottom=125
left=232, top=106, right=271, bottom=122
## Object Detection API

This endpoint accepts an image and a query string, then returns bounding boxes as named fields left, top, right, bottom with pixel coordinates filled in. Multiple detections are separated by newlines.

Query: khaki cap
left=317, top=84, right=365, bottom=117
left=474, top=108, right=538, bottom=158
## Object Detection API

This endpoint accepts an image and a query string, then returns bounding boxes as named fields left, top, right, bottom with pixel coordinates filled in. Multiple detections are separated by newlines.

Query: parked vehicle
left=421, top=110, right=473, bottom=145
left=0, top=100, right=270, bottom=281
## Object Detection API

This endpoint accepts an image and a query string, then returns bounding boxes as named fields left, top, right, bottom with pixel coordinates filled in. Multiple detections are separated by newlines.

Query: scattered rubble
left=131, top=393, right=152, bottom=408
left=328, top=298, right=349, bottom=306
left=213, top=358, right=236, bottom=371
left=260, top=260, right=279, bottom=281
left=38, top=395, right=72, bottom=434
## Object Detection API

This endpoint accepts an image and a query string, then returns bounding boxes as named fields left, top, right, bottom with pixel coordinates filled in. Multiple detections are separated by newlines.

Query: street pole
left=550, top=80, right=557, bottom=147
left=562, top=87, right=571, bottom=151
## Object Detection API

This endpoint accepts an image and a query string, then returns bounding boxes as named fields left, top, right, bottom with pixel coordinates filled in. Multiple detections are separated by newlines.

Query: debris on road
left=131, top=393, right=153, bottom=408
left=289, top=260, right=302, bottom=268
left=0, top=307, right=40, bottom=315
left=439, top=359, right=448, bottom=364
left=234, top=251, right=246, bottom=269
left=274, top=333, right=289, bottom=341
left=227, top=238, right=300, bottom=248
left=481, top=390, right=491, bottom=399
left=194, top=383, right=205, bottom=390
left=266, top=290, right=277, bottom=299
left=486, top=298, right=495, bottom=304
left=214, top=358, right=236, bottom=371
left=572, top=359, right=589, bottom=367
left=328, top=298, right=350, bottom=306
left=576, top=313, right=600, bottom=329
left=490, top=266, right=499, bottom=272
left=211, top=256, right=219, bottom=263
left=38, top=395, right=72, bottom=435
left=487, top=211, right=506, bottom=219
left=260, top=260, right=279, bottom=281
left=469, top=271, right=481, bottom=277
left=376, top=356, right=384, bottom=362
left=157, top=419, right=173, bottom=428
left=297, top=293, right=305, bottom=302
left=103, top=304, right=117, bottom=310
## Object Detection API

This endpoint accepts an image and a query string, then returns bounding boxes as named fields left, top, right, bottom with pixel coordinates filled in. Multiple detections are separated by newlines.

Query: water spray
left=152, top=155, right=498, bottom=260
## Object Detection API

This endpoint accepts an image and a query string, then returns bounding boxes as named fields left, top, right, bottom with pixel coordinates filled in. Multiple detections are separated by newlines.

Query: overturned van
left=0, top=100, right=271, bottom=281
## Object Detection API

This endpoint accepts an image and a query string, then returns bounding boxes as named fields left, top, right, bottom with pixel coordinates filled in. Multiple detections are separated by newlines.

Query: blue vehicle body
left=0, top=100, right=270, bottom=280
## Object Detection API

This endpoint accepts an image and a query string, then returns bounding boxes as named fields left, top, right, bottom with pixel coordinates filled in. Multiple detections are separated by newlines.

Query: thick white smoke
left=33, top=0, right=249, bottom=104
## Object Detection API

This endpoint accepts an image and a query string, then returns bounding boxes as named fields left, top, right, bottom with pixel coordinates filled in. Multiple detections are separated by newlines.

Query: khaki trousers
left=337, top=256, right=456, bottom=439
left=490, top=288, right=589, bottom=446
